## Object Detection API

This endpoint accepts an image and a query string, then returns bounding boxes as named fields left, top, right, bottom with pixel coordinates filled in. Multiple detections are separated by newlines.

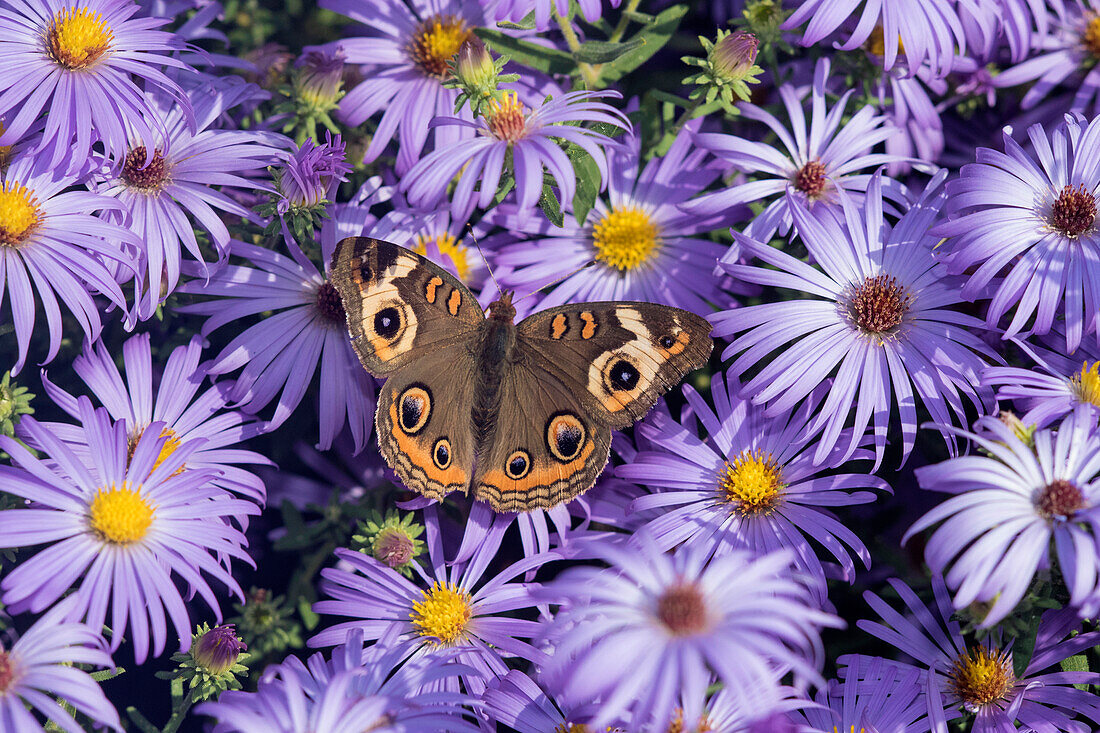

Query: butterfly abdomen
left=471, top=316, right=516, bottom=452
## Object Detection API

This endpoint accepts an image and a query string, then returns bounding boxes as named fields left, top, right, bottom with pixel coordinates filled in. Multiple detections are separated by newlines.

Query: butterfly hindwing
left=329, top=237, right=483, bottom=377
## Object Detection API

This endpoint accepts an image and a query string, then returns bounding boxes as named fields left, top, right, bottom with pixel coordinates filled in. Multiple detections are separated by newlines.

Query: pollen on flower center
left=554, top=725, right=591, bottom=733
left=410, top=582, right=472, bottom=645
left=655, top=582, right=709, bottom=636
left=592, top=206, right=661, bottom=272
left=486, top=91, right=528, bottom=143
left=833, top=727, right=866, bottom=733
left=847, top=274, right=911, bottom=335
left=0, top=649, right=17, bottom=695
left=315, top=281, right=346, bottom=325
left=719, top=449, right=785, bottom=515
left=128, top=426, right=184, bottom=476
left=414, top=232, right=471, bottom=282
left=794, top=159, right=828, bottom=197
left=1071, top=361, right=1100, bottom=407
left=0, top=183, right=42, bottom=248
left=122, top=147, right=171, bottom=192
left=1036, top=478, right=1087, bottom=519
left=47, top=7, right=114, bottom=70
left=948, top=646, right=1015, bottom=710
left=406, top=14, right=471, bottom=79
left=1049, top=184, right=1096, bottom=237
left=88, top=484, right=155, bottom=545
left=1083, top=15, right=1100, bottom=58
left=667, top=709, right=712, bottom=733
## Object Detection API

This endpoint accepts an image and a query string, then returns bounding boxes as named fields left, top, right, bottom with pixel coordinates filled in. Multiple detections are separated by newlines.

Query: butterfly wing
left=328, top=237, right=484, bottom=377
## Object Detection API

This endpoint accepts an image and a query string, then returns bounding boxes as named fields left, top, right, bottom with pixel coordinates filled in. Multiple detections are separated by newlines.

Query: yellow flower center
left=128, top=427, right=185, bottom=476
left=865, top=25, right=905, bottom=57
left=834, top=728, right=866, bottom=733
left=1084, top=15, right=1100, bottom=58
left=948, top=646, right=1015, bottom=709
left=0, top=183, right=41, bottom=248
left=592, top=206, right=661, bottom=272
left=486, top=91, right=528, bottom=143
left=88, top=484, right=155, bottom=544
left=667, top=709, right=711, bottom=733
left=1071, top=361, right=1100, bottom=407
left=406, top=15, right=471, bottom=78
left=554, top=726, right=591, bottom=733
left=719, top=449, right=785, bottom=515
left=410, top=582, right=472, bottom=645
left=414, top=232, right=471, bottom=282
left=47, top=7, right=114, bottom=70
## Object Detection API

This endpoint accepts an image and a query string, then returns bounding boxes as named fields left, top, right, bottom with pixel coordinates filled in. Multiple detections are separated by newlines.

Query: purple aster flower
left=39, top=333, right=270, bottom=503
left=873, top=66, right=947, bottom=175
left=92, top=79, right=284, bottom=320
left=0, top=597, right=122, bottom=732
left=714, top=172, right=996, bottom=468
left=936, top=114, right=1100, bottom=353
left=198, top=630, right=478, bottom=732
left=782, top=0, right=966, bottom=78
left=319, top=0, right=486, bottom=172
left=983, top=333, right=1100, bottom=428
left=906, top=406, right=1100, bottom=625
left=0, top=0, right=193, bottom=169
left=684, top=59, right=910, bottom=245
left=310, top=506, right=556, bottom=696
left=176, top=235, right=376, bottom=452
left=0, top=400, right=258, bottom=662
left=859, top=577, right=1100, bottom=731
left=192, top=624, right=247, bottom=675
left=495, top=0, right=607, bottom=30
left=618, top=369, right=887, bottom=597
left=957, top=0, right=1050, bottom=63
left=275, top=132, right=351, bottom=215
left=481, top=670, right=614, bottom=732
left=538, top=535, right=839, bottom=731
left=403, top=89, right=629, bottom=221
left=489, top=122, right=735, bottom=312
left=0, top=149, right=138, bottom=374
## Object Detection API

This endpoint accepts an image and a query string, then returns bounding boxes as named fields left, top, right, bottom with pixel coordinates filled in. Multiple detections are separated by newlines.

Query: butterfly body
left=329, top=237, right=714, bottom=513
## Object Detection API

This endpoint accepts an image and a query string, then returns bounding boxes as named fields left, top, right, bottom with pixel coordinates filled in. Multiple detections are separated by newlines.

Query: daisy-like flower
left=176, top=235, right=376, bottom=452
left=275, top=132, right=351, bottom=216
left=481, top=670, right=613, bottom=733
left=859, top=577, right=1100, bottom=731
left=0, top=400, right=259, bottom=662
left=983, top=333, right=1100, bottom=428
left=782, top=0, right=966, bottom=78
left=489, top=122, right=735, bottom=312
left=39, top=332, right=270, bottom=503
left=403, top=89, right=629, bottom=220
left=0, top=149, right=137, bottom=374
left=495, top=0, right=606, bottom=30
left=310, top=507, right=557, bottom=696
left=93, top=79, right=284, bottom=320
left=198, top=629, right=479, bottom=733
left=0, top=0, right=192, bottom=169
left=936, top=114, right=1100, bottom=352
left=539, top=535, right=839, bottom=731
left=0, top=597, right=121, bottom=733
left=906, top=407, right=1100, bottom=625
left=714, top=172, right=995, bottom=467
left=319, top=0, right=486, bottom=172
left=618, top=369, right=886, bottom=597
left=684, top=59, right=909, bottom=245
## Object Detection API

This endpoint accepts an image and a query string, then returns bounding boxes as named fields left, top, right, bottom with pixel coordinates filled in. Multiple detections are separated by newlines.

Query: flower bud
left=295, top=45, right=346, bottom=108
left=374, top=527, right=416, bottom=568
left=712, top=31, right=758, bottom=81
left=191, top=625, right=246, bottom=676
left=454, top=37, right=495, bottom=91
left=276, top=133, right=351, bottom=214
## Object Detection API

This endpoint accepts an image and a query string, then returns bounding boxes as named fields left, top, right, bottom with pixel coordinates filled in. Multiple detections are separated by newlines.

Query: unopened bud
left=712, top=31, right=758, bottom=80
left=295, top=46, right=346, bottom=107
left=191, top=625, right=246, bottom=676
left=374, top=527, right=415, bottom=568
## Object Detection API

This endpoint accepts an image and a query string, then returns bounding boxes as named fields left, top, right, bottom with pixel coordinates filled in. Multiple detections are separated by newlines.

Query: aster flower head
left=39, top=332, right=270, bottom=503
left=907, top=406, right=1100, bottom=626
left=859, top=578, right=1100, bottom=731
left=93, top=79, right=284, bottom=321
left=275, top=132, right=351, bottom=215
left=0, top=597, right=121, bottom=733
left=176, top=235, right=376, bottom=453
left=0, top=400, right=259, bottom=662
left=480, top=670, right=612, bottom=733
left=495, top=0, right=608, bottom=30
left=618, top=368, right=887, bottom=598
left=0, top=0, right=193, bottom=169
left=491, top=121, right=733, bottom=312
left=684, top=59, right=910, bottom=245
left=403, top=89, right=629, bottom=221
left=538, top=535, right=840, bottom=730
left=936, top=114, right=1100, bottom=353
left=713, top=171, right=996, bottom=468
left=0, top=148, right=138, bottom=374
left=192, top=624, right=248, bottom=676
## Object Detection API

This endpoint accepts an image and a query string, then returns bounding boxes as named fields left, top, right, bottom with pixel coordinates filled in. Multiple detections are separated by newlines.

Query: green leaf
left=298, top=597, right=320, bottom=630
left=1061, top=653, right=1091, bottom=691
left=569, top=148, right=600, bottom=225
left=571, top=37, right=645, bottom=64
left=90, top=667, right=125, bottom=682
left=495, top=9, right=536, bottom=29
left=539, top=183, right=564, bottom=228
left=597, top=4, right=688, bottom=84
left=1012, top=619, right=1041, bottom=679
left=475, top=28, right=575, bottom=75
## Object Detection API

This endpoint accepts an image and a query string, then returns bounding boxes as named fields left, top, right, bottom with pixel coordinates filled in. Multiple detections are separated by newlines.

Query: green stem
left=555, top=13, right=601, bottom=88
left=668, top=96, right=704, bottom=137
left=607, top=0, right=643, bottom=43
left=162, top=678, right=194, bottom=733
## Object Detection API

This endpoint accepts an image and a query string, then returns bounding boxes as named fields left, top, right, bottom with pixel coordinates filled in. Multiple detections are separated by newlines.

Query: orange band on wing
left=480, top=441, right=595, bottom=494
left=660, top=331, right=691, bottom=357
left=387, top=401, right=467, bottom=488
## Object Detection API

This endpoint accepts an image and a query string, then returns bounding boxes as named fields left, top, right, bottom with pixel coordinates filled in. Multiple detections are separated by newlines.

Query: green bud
left=0, top=373, right=33, bottom=438
left=191, top=624, right=247, bottom=676
left=712, top=31, right=759, bottom=80
left=352, top=510, right=425, bottom=577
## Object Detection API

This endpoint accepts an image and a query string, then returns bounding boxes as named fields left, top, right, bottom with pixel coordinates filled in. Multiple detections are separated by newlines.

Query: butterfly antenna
left=512, top=260, right=597, bottom=305
left=467, top=226, right=505, bottom=304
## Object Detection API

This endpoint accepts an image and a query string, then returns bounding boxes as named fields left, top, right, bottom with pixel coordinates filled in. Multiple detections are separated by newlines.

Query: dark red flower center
left=122, top=147, right=170, bottom=191
left=0, top=650, right=14, bottom=693
left=315, top=281, right=346, bottom=324
left=656, top=582, right=709, bottom=636
left=1036, top=479, right=1086, bottom=519
left=1049, top=184, right=1096, bottom=237
left=794, top=159, right=828, bottom=197
left=848, top=274, right=911, bottom=335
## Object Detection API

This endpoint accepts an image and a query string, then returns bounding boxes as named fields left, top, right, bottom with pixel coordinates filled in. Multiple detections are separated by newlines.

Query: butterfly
left=328, top=237, right=714, bottom=513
